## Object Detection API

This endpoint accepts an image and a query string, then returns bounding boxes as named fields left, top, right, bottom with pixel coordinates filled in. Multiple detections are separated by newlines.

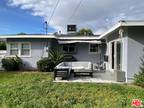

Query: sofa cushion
left=56, top=61, right=92, bottom=72
left=71, top=62, right=91, bottom=69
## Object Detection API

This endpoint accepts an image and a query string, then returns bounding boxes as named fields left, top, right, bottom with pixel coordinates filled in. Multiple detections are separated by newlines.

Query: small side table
left=54, top=68, right=71, bottom=80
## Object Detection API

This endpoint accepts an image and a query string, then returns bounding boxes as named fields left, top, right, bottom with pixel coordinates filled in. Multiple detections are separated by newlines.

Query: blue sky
left=1, top=0, right=144, bottom=35
left=0, top=0, right=54, bottom=35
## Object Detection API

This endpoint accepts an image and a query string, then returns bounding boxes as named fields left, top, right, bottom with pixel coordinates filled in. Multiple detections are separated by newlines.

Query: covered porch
left=57, top=37, right=106, bottom=65
left=54, top=36, right=125, bottom=83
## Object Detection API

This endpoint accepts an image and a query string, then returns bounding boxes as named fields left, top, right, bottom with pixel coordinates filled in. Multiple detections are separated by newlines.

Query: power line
left=63, top=0, right=84, bottom=32
left=45, top=0, right=60, bottom=33
left=67, top=0, right=84, bottom=23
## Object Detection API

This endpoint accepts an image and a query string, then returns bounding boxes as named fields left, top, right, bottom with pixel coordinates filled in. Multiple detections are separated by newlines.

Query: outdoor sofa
left=54, top=61, right=93, bottom=80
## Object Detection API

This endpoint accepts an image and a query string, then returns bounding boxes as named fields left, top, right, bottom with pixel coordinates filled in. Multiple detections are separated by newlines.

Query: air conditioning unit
left=67, top=25, right=77, bottom=34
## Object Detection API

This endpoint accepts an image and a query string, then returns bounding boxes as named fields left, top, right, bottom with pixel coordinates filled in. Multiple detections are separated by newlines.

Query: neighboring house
left=0, top=20, right=144, bottom=82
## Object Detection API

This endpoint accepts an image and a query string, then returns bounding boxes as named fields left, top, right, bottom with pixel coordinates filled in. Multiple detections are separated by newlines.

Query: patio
left=54, top=67, right=124, bottom=83
left=54, top=70, right=125, bottom=83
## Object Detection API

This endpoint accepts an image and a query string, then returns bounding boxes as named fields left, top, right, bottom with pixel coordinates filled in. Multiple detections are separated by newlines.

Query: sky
left=1, top=0, right=144, bottom=35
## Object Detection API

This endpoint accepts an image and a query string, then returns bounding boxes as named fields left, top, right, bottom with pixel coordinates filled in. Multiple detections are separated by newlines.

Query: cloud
left=8, top=0, right=144, bottom=34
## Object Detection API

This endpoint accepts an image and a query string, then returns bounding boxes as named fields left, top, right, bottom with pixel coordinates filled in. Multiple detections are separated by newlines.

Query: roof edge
left=99, top=20, right=144, bottom=39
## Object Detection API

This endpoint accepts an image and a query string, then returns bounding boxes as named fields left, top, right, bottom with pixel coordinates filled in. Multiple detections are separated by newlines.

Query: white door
left=110, top=41, right=122, bottom=71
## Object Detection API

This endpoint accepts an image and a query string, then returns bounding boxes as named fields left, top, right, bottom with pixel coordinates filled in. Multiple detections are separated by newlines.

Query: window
left=62, top=44, right=76, bottom=53
left=9, top=42, right=31, bottom=57
left=10, top=43, right=18, bottom=55
left=89, top=44, right=100, bottom=54
left=21, top=43, right=31, bottom=56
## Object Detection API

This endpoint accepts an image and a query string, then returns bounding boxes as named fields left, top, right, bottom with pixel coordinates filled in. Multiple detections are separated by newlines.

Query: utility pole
left=44, top=21, right=48, bottom=35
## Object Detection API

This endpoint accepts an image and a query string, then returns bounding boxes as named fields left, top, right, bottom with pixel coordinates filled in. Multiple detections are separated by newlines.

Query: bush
left=37, top=50, right=64, bottom=72
left=134, top=56, right=144, bottom=87
left=49, top=50, right=64, bottom=66
left=134, top=72, right=144, bottom=87
left=1, top=56, right=22, bottom=71
left=0, top=42, right=6, bottom=50
left=37, top=58, right=55, bottom=72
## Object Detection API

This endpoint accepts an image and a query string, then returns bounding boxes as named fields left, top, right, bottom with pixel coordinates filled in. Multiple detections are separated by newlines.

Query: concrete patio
left=54, top=70, right=125, bottom=83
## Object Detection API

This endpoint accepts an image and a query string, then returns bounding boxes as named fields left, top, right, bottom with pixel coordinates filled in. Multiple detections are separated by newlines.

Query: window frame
left=20, top=42, right=31, bottom=57
left=9, top=42, right=31, bottom=57
left=62, top=44, right=76, bottom=54
left=89, top=44, right=100, bottom=54
left=9, top=43, right=19, bottom=56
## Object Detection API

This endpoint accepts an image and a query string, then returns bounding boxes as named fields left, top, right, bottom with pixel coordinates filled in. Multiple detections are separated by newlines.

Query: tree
left=77, top=28, right=93, bottom=36
left=17, top=32, right=27, bottom=35
left=0, top=42, right=6, bottom=50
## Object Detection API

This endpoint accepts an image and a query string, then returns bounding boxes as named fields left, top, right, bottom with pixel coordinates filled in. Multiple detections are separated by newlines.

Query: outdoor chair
left=93, top=62, right=106, bottom=71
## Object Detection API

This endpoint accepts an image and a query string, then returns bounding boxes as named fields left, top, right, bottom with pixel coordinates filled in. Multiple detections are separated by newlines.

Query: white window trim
left=109, top=38, right=123, bottom=71
left=88, top=44, right=101, bottom=54
left=8, top=42, right=31, bottom=57
left=20, top=42, right=31, bottom=57
left=9, top=43, right=19, bottom=56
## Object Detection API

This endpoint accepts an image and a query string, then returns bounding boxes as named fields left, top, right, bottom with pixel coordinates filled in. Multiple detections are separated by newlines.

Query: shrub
left=0, top=42, right=6, bottom=50
left=1, top=56, right=22, bottom=71
left=49, top=50, right=64, bottom=66
left=37, top=50, right=64, bottom=72
left=134, top=56, right=144, bottom=87
left=37, top=58, right=55, bottom=72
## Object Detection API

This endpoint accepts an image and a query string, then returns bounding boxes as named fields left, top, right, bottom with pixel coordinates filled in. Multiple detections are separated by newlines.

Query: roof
left=1, top=20, right=144, bottom=40
left=99, top=20, right=144, bottom=39
left=58, top=40, right=101, bottom=44
left=0, top=35, right=56, bottom=39
left=0, top=34, right=100, bottom=40
left=57, top=35, right=100, bottom=40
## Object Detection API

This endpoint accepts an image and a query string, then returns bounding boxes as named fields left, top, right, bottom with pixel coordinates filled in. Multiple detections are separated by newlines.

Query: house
left=100, top=20, right=144, bottom=82
left=3, top=35, right=104, bottom=70
left=1, top=20, right=144, bottom=82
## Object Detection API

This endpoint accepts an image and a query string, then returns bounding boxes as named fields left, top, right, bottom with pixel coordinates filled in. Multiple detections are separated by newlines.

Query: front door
left=110, top=41, right=122, bottom=70
left=111, top=42, right=115, bottom=70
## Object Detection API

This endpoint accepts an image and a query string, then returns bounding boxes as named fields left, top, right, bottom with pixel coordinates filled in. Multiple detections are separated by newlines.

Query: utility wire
left=46, top=0, right=60, bottom=32
left=67, top=0, right=84, bottom=23
left=64, top=0, right=84, bottom=31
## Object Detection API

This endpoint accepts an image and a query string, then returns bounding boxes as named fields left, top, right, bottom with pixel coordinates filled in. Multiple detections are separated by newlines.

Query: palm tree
left=77, top=28, right=93, bottom=36
left=49, top=50, right=64, bottom=66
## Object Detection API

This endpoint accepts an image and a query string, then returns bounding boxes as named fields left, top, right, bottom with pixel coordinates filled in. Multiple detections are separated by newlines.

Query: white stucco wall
left=59, top=43, right=105, bottom=64
left=127, top=27, right=144, bottom=82
left=73, top=43, right=103, bottom=64
left=6, top=38, right=51, bottom=70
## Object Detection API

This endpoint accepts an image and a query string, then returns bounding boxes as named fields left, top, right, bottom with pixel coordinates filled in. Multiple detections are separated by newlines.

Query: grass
left=0, top=72, right=143, bottom=108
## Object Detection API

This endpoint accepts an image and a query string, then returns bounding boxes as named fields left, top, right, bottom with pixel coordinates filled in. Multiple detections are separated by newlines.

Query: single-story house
left=1, top=20, right=144, bottom=82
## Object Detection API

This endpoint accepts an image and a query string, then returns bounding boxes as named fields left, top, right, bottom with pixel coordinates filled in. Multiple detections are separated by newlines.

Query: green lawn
left=0, top=72, right=143, bottom=108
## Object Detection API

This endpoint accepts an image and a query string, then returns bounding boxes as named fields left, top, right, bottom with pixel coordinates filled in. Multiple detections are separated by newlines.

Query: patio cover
left=58, top=40, right=101, bottom=44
